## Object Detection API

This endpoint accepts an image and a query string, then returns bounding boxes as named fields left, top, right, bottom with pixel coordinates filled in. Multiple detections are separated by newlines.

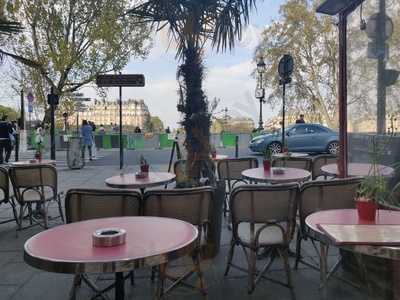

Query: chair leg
left=27, top=204, right=33, bottom=225
left=319, top=242, right=328, bottom=299
left=192, top=252, right=207, bottom=295
left=151, top=266, right=157, bottom=283
left=9, top=198, right=19, bottom=226
left=42, top=202, right=48, bottom=229
left=224, top=240, right=236, bottom=276
left=156, top=263, right=167, bottom=299
left=130, top=270, right=135, bottom=286
left=247, top=248, right=256, bottom=294
left=280, top=247, right=296, bottom=300
left=57, top=194, right=65, bottom=223
left=294, top=230, right=302, bottom=270
left=18, top=204, right=24, bottom=230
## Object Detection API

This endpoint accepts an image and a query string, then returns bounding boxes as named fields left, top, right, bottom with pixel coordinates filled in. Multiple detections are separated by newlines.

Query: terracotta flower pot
left=140, top=164, right=149, bottom=174
left=34, top=151, right=42, bottom=161
left=356, top=198, right=378, bottom=221
left=211, top=151, right=217, bottom=159
left=263, top=160, right=271, bottom=172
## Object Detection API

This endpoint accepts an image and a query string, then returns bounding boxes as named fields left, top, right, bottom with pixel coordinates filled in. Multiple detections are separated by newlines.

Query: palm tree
left=129, top=0, right=258, bottom=184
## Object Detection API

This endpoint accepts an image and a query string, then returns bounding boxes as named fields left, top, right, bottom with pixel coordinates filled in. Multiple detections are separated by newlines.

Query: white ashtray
left=92, top=228, right=126, bottom=247
left=273, top=168, right=285, bottom=175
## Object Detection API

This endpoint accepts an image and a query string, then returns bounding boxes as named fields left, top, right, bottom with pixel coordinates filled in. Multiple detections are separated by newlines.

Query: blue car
left=249, top=123, right=339, bottom=155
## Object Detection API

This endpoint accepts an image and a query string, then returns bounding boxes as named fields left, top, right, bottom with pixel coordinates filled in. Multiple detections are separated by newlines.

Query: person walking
left=295, top=114, right=306, bottom=124
left=89, top=121, right=97, bottom=159
left=81, top=120, right=93, bottom=161
left=0, top=115, right=13, bottom=164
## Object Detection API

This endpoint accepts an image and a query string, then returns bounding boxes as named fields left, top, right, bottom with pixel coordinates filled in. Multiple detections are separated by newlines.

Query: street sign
left=27, top=92, right=34, bottom=102
left=28, top=104, right=33, bottom=113
left=96, top=74, right=145, bottom=87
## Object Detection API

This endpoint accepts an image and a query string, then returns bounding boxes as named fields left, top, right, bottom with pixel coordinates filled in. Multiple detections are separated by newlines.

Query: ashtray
left=273, top=168, right=285, bottom=175
left=93, top=228, right=126, bottom=247
left=135, top=172, right=148, bottom=179
left=29, top=159, right=37, bottom=163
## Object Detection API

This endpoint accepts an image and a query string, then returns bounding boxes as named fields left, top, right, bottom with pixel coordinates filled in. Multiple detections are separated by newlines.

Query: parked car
left=249, top=123, right=339, bottom=154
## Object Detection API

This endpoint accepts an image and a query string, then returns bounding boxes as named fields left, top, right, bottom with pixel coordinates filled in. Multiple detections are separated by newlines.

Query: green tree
left=257, top=0, right=338, bottom=128
left=129, top=0, right=258, bottom=182
left=1, top=0, right=151, bottom=122
left=146, top=116, right=164, bottom=133
left=0, top=104, right=18, bottom=120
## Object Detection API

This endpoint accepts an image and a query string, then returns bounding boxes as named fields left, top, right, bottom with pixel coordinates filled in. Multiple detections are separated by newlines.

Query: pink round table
left=306, top=209, right=400, bottom=260
left=242, top=167, right=311, bottom=184
left=24, top=216, right=197, bottom=300
left=105, top=172, right=176, bottom=193
left=10, top=159, right=56, bottom=166
left=321, top=163, right=394, bottom=177
left=211, top=154, right=228, bottom=161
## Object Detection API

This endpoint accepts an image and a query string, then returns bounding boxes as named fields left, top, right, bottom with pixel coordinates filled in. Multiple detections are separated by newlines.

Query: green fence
left=102, top=135, right=112, bottom=149
left=221, top=132, right=236, bottom=147
left=159, top=134, right=174, bottom=149
left=127, top=135, right=144, bottom=149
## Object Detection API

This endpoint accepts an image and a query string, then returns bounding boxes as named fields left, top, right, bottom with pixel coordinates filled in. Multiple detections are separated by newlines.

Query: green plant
left=139, top=155, right=148, bottom=166
left=263, top=147, right=272, bottom=161
left=357, top=175, right=388, bottom=204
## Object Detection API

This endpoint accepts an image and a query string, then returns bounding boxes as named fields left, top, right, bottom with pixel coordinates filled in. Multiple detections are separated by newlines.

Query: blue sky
left=82, top=0, right=285, bottom=128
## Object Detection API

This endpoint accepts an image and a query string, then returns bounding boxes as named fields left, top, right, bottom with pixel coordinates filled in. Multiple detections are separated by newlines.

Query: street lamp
left=255, top=55, right=266, bottom=131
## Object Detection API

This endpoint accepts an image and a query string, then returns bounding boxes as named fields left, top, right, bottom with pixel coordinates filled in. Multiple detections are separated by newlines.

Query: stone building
left=79, top=99, right=150, bottom=129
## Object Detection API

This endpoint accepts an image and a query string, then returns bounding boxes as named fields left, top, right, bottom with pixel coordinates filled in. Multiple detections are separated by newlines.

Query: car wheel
left=268, top=142, right=282, bottom=154
left=327, top=141, right=339, bottom=155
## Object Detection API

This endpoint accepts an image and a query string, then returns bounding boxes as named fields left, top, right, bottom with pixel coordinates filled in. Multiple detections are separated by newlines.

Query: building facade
left=79, top=99, right=151, bottom=129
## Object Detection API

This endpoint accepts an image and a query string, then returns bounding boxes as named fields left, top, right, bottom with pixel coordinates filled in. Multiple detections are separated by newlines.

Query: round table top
left=321, top=163, right=394, bottom=177
left=242, top=167, right=311, bottom=184
left=105, top=172, right=176, bottom=189
left=273, top=152, right=309, bottom=158
left=10, top=159, right=56, bottom=166
left=306, top=209, right=400, bottom=260
left=24, top=216, right=198, bottom=274
left=211, top=154, right=228, bottom=161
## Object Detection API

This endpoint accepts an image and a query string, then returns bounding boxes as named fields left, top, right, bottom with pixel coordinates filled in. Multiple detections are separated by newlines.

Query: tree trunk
left=179, top=46, right=214, bottom=185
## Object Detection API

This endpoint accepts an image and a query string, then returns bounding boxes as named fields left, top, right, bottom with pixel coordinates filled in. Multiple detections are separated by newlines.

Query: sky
left=1, top=0, right=285, bottom=129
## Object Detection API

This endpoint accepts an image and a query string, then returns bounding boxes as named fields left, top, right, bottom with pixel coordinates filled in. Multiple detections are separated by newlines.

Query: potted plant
left=263, top=147, right=273, bottom=172
left=356, top=174, right=388, bottom=221
left=34, top=142, right=43, bottom=161
left=139, top=155, right=149, bottom=175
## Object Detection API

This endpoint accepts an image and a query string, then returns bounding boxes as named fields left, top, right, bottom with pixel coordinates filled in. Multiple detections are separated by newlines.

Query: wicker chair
left=143, top=186, right=214, bottom=297
left=65, top=188, right=142, bottom=299
left=9, top=164, right=64, bottom=230
left=217, top=158, right=259, bottom=216
left=295, top=177, right=362, bottom=287
left=0, top=167, right=18, bottom=225
left=272, top=157, right=312, bottom=172
left=311, top=154, right=338, bottom=180
left=225, top=184, right=299, bottom=296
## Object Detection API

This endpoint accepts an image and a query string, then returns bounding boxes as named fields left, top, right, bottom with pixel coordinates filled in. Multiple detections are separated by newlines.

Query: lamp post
left=255, top=56, right=266, bottom=132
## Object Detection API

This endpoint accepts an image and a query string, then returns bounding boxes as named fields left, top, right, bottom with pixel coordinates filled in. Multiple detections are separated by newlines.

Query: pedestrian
left=81, top=120, right=93, bottom=161
left=296, top=114, right=306, bottom=124
left=89, top=121, right=97, bottom=159
left=165, top=126, right=171, bottom=134
left=10, top=121, right=18, bottom=160
left=0, top=115, right=13, bottom=164
left=134, top=126, right=141, bottom=133
left=98, top=124, right=106, bottom=134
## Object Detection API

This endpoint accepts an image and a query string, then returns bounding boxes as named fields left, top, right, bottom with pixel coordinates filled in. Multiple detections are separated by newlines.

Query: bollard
left=235, top=135, right=239, bottom=158
left=15, top=133, right=19, bottom=161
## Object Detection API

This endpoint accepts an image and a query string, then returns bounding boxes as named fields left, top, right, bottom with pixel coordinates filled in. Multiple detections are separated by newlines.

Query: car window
left=306, top=126, right=323, bottom=134
left=290, top=126, right=307, bottom=135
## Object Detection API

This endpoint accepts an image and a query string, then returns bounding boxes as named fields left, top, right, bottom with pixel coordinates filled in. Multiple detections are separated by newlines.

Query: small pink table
left=24, top=216, right=197, bottom=300
left=10, top=159, right=56, bottom=166
left=242, top=167, right=311, bottom=184
left=211, top=154, right=228, bottom=161
left=321, top=163, right=394, bottom=177
left=306, top=209, right=400, bottom=293
left=105, top=172, right=176, bottom=193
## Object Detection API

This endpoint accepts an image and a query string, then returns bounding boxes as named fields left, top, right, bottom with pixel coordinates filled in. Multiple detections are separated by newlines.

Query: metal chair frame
left=9, top=164, right=64, bottom=231
left=225, top=184, right=299, bottom=297
left=65, top=188, right=142, bottom=300
left=311, top=154, right=338, bottom=180
left=0, top=167, right=18, bottom=226
left=217, top=158, right=259, bottom=217
left=143, top=187, right=215, bottom=297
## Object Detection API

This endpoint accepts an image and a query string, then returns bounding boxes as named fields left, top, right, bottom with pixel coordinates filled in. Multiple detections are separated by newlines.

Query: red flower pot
left=211, top=151, right=217, bottom=159
left=263, top=160, right=271, bottom=172
left=282, top=147, right=288, bottom=154
left=34, top=151, right=42, bottom=161
left=356, top=199, right=377, bottom=221
left=140, top=164, right=149, bottom=174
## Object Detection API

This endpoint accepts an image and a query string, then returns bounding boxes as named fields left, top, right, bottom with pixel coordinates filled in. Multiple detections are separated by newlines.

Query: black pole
left=258, top=98, right=263, bottom=131
left=338, top=12, right=348, bottom=178
left=235, top=135, right=239, bottom=158
left=20, top=90, right=25, bottom=130
left=119, top=85, right=123, bottom=169
left=76, top=112, right=79, bottom=135
left=281, top=82, right=286, bottom=148
left=377, top=0, right=386, bottom=134
left=50, top=87, right=56, bottom=160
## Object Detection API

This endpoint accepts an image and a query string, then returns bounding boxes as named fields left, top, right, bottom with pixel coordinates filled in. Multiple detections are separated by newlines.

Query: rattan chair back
left=65, top=189, right=141, bottom=223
